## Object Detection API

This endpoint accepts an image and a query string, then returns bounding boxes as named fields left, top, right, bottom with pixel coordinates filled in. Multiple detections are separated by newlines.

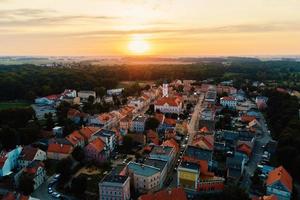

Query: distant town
left=0, top=72, right=299, bottom=200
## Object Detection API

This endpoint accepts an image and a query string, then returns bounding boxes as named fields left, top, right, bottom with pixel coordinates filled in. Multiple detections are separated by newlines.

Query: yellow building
left=177, top=161, right=200, bottom=191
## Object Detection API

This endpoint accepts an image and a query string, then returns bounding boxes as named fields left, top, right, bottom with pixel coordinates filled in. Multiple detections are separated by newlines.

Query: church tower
left=163, top=82, right=168, bottom=97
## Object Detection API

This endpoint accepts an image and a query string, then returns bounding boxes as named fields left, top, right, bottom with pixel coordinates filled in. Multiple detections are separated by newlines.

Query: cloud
left=0, top=8, right=118, bottom=26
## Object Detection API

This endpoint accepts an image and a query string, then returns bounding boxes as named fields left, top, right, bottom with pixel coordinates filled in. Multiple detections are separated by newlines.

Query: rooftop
left=179, top=161, right=199, bottom=171
left=144, top=158, right=168, bottom=171
left=102, top=174, right=129, bottom=184
left=127, top=162, right=160, bottom=177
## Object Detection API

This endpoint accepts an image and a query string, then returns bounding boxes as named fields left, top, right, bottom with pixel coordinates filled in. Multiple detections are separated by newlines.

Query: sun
left=128, top=36, right=150, bottom=55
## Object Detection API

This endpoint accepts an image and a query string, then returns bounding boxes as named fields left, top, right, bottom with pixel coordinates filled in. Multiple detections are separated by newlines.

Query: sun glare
left=128, top=36, right=150, bottom=55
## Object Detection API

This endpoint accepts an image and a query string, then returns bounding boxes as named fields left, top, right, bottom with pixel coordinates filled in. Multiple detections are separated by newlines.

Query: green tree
left=145, top=117, right=160, bottom=131
left=18, top=174, right=34, bottom=195
left=72, top=146, right=85, bottom=163
left=44, top=112, right=55, bottom=130
left=71, top=176, right=87, bottom=197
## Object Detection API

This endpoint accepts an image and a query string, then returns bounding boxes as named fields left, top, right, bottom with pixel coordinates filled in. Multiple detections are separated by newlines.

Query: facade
left=177, top=161, right=200, bottom=192
left=266, top=166, right=292, bottom=200
left=226, top=152, right=247, bottom=180
left=0, top=146, right=22, bottom=177
left=99, top=174, right=130, bottom=200
left=127, top=162, right=161, bottom=193
left=88, top=113, right=118, bottom=129
left=131, top=115, right=147, bottom=133
left=220, top=96, right=237, bottom=109
left=144, top=158, right=168, bottom=187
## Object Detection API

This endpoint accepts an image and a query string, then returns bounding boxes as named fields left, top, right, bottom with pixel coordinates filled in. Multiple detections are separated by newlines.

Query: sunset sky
left=1, top=0, right=300, bottom=56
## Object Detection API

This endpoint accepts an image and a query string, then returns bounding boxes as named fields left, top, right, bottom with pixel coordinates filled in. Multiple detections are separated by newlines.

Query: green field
left=0, top=102, right=31, bottom=110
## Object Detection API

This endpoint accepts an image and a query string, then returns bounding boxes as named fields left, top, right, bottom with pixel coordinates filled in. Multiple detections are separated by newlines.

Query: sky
left=1, top=0, right=300, bottom=56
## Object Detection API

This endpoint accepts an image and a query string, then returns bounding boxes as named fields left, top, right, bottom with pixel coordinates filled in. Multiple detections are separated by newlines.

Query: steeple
left=163, top=81, right=168, bottom=97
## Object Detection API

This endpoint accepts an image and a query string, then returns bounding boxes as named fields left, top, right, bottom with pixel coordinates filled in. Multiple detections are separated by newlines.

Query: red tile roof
left=220, top=96, right=236, bottom=101
left=88, top=138, right=105, bottom=152
left=237, top=143, right=252, bottom=157
left=162, top=139, right=179, bottom=153
left=241, top=115, right=257, bottom=123
left=47, top=143, right=73, bottom=154
left=139, top=187, right=187, bottom=200
left=266, top=166, right=292, bottom=192
left=164, top=118, right=176, bottom=126
left=79, top=126, right=101, bottom=141
left=199, top=126, right=209, bottom=133
left=147, top=130, right=160, bottom=145
left=155, top=96, right=182, bottom=107
left=66, top=130, right=85, bottom=146
left=192, top=134, right=214, bottom=151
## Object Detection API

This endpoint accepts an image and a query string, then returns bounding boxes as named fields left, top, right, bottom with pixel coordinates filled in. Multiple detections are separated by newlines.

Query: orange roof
left=79, top=126, right=101, bottom=140
left=237, top=143, right=252, bottom=157
left=200, top=126, right=209, bottom=133
left=87, top=138, right=105, bottom=152
left=241, top=115, right=257, bottom=123
left=266, top=166, right=292, bottom=192
left=155, top=96, right=182, bottom=107
left=162, top=139, right=179, bottom=153
left=147, top=130, right=160, bottom=145
left=98, top=113, right=113, bottom=122
left=2, top=192, right=29, bottom=200
left=67, top=108, right=81, bottom=118
left=66, top=130, right=85, bottom=146
left=164, top=118, right=176, bottom=126
left=192, top=134, right=214, bottom=150
left=48, top=143, right=73, bottom=154
left=139, top=187, right=187, bottom=200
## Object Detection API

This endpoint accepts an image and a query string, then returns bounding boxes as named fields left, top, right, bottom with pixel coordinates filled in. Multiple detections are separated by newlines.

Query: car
left=48, top=188, right=53, bottom=194
left=52, top=192, right=61, bottom=198
left=54, top=174, right=60, bottom=179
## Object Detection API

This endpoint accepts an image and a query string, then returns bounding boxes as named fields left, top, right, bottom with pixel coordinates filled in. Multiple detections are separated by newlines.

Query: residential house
left=67, top=108, right=88, bottom=124
left=252, top=195, right=278, bottom=200
left=89, top=113, right=118, bottom=129
left=92, top=129, right=116, bottom=153
left=0, top=146, right=22, bottom=177
left=2, top=192, right=40, bottom=200
left=138, top=187, right=188, bottom=200
left=78, top=126, right=101, bottom=143
left=147, top=130, right=160, bottom=145
left=15, top=160, right=46, bottom=190
left=127, top=162, right=161, bottom=193
left=18, top=146, right=46, bottom=169
left=34, top=97, right=54, bottom=105
left=184, top=145, right=213, bottom=162
left=120, top=116, right=132, bottom=132
left=99, top=174, right=130, bottom=200
left=47, top=143, right=73, bottom=160
left=65, top=130, right=85, bottom=148
left=266, top=166, right=292, bottom=200
left=131, top=115, right=147, bottom=133
left=84, top=138, right=107, bottom=164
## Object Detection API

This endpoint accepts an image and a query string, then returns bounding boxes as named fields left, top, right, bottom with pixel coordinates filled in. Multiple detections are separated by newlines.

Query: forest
left=0, top=60, right=300, bottom=101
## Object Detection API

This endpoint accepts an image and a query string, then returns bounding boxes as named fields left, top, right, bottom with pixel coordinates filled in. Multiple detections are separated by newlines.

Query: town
left=0, top=78, right=298, bottom=200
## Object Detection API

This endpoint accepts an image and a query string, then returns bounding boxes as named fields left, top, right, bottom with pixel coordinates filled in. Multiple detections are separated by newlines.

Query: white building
left=131, top=115, right=147, bottom=133
left=220, top=96, right=237, bottom=109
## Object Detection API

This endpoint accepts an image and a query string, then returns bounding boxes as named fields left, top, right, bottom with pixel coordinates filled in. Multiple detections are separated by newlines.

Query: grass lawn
left=0, top=102, right=31, bottom=110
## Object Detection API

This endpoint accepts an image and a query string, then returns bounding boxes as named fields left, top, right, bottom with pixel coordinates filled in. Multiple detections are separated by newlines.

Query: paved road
left=32, top=175, right=56, bottom=200
left=187, top=93, right=204, bottom=145
left=241, top=112, right=272, bottom=192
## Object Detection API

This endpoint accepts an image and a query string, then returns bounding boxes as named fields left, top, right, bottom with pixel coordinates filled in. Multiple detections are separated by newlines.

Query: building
left=144, top=158, right=168, bottom=187
left=127, top=162, right=161, bottom=193
left=266, top=166, right=292, bottom=200
left=92, top=129, right=116, bottom=153
left=15, top=160, right=46, bottom=190
left=177, top=161, right=200, bottom=192
left=138, top=187, right=188, bottom=200
left=65, top=130, right=85, bottom=148
left=226, top=152, right=247, bottom=180
left=220, top=96, right=237, bottom=109
left=88, top=112, right=118, bottom=129
left=78, top=90, right=96, bottom=101
left=18, top=146, right=46, bottom=169
left=131, top=115, right=147, bottom=133
left=2, top=192, right=40, bottom=200
left=34, top=97, right=54, bottom=105
left=252, top=195, right=278, bottom=200
left=149, top=146, right=176, bottom=168
left=107, top=88, right=124, bottom=96
left=84, top=138, right=107, bottom=164
left=184, top=145, right=213, bottom=162
left=0, top=146, right=22, bottom=177
left=154, top=96, right=183, bottom=114
left=78, top=126, right=101, bottom=143
left=99, top=174, right=130, bottom=200
left=47, top=143, right=73, bottom=160
left=120, top=116, right=132, bottom=132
